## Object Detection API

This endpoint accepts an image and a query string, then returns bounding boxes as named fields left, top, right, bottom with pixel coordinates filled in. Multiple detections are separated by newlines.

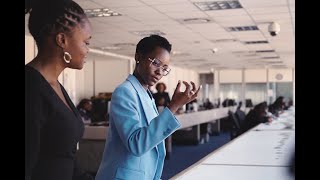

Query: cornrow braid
left=26, top=0, right=87, bottom=47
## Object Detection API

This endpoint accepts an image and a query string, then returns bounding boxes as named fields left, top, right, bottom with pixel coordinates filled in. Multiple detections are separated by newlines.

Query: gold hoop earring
left=64, top=52, right=72, bottom=64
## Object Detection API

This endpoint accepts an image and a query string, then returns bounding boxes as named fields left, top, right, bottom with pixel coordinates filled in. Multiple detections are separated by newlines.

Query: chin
left=73, top=64, right=84, bottom=70
left=148, top=81, right=156, bottom=87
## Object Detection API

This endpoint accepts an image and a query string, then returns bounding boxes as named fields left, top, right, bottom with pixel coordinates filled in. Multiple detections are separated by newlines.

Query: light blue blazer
left=95, top=75, right=180, bottom=180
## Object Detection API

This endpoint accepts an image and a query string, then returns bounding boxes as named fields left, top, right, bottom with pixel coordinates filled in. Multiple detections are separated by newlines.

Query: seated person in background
left=185, top=99, right=198, bottom=112
left=285, top=98, right=294, bottom=110
left=153, top=82, right=171, bottom=107
left=203, top=98, right=214, bottom=110
left=245, top=99, right=254, bottom=108
left=222, top=98, right=236, bottom=107
left=269, top=96, right=286, bottom=117
left=77, top=98, right=93, bottom=124
left=157, top=97, right=166, bottom=113
left=235, top=101, right=246, bottom=129
left=244, top=101, right=272, bottom=131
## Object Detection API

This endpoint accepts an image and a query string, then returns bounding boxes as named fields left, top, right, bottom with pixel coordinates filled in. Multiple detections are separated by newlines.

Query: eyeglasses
left=148, top=58, right=171, bottom=76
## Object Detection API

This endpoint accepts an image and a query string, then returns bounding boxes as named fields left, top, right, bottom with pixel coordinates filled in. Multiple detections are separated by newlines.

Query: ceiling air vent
left=194, top=1, right=242, bottom=11
left=226, top=26, right=259, bottom=32
left=262, top=56, right=280, bottom=59
left=243, top=40, right=268, bottom=44
left=180, top=18, right=212, bottom=24
left=255, top=50, right=275, bottom=53
left=211, top=39, right=238, bottom=43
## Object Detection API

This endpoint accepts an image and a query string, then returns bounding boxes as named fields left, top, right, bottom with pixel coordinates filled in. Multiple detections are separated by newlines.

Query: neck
left=133, top=70, right=148, bottom=90
left=28, top=53, right=65, bottom=84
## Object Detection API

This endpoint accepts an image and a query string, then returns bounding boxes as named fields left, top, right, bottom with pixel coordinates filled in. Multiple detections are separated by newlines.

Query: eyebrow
left=155, top=58, right=169, bottom=67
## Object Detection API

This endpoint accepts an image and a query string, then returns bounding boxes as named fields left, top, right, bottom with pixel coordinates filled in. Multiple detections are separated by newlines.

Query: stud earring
left=137, top=61, right=140, bottom=64
left=63, top=51, right=72, bottom=64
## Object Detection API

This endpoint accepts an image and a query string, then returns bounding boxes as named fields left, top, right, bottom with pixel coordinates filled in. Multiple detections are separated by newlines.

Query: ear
left=55, top=33, right=68, bottom=49
left=135, top=53, right=141, bottom=64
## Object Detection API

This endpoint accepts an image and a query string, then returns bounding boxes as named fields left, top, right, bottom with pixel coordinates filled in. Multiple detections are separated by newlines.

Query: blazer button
left=163, top=129, right=170, bottom=136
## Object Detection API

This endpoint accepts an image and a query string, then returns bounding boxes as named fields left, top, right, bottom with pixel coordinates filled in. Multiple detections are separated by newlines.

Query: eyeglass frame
left=147, top=58, right=171, bottom=76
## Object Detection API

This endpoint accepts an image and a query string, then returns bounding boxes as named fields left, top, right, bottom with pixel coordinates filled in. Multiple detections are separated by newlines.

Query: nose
left=155, top=68, right=162, bottom=75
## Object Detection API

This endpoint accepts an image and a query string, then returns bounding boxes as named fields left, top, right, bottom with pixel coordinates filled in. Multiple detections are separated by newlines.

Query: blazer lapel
left=127, top=75, right=158, bottom=125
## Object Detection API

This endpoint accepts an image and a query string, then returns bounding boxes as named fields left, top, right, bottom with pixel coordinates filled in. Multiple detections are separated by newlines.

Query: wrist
left=168, top=104, right=179, bottom=113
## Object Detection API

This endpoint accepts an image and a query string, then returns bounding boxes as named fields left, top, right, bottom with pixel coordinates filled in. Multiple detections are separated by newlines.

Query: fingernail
left=200, top=85, right=202, bottom=89
left=178, top=80, right=181, bottom=83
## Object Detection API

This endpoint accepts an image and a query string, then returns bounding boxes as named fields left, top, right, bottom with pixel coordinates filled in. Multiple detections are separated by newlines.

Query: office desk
left=82, top=125, right=109, bottom=140
left=171, top=109, right=295, bottom=180
left=77, top=126, right=108, bottom=172
left=176, top=107, right=231, bottom=129
left=171, top=165, right=293, bottom=180
left=201, top=130, right=294, bottom=166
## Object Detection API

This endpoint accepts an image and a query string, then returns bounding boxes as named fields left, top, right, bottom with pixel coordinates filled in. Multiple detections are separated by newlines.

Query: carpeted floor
left=161, top=131, right=230, bottom=180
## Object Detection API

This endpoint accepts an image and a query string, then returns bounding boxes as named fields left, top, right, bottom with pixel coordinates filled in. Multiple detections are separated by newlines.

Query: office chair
left=228, top=111, right=242, bottom=140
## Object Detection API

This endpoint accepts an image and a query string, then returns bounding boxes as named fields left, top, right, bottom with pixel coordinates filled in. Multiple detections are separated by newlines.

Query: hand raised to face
left=168, top=80, right=201, bottom=113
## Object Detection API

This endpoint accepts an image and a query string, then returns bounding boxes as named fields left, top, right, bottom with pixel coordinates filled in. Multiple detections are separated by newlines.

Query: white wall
left=94, top=60, right=130, bottom=94
left=219, top=70, right=242, bottom=83
left=62, top=68, right=77, bottom=104
left=245, top=69, right=267, bottom=82
left=83, top=61, right=94, bottom=98
left=220, top=69, right=294, bottom=83
left=268, top=69, right=293, bottom=82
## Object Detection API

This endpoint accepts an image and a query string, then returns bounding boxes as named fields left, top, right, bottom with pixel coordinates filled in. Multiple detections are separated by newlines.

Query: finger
left=174, top=80, right=181, bottom=94
left=191, top=85, right=202, bottom=98
left=190, top=81, right=196, bottom=92
left=182, top=81, right=191, bottom=94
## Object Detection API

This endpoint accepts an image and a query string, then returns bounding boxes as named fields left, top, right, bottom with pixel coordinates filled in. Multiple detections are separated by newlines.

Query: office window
left=219, top=83, right=242, bottom=104
left=268, top=82, right=293, bottom=104
left=245, top=83, right=267, bottom=106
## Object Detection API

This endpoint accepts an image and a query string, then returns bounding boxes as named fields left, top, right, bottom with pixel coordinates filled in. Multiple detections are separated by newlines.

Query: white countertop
left=171, top=108, right=295, bottom=180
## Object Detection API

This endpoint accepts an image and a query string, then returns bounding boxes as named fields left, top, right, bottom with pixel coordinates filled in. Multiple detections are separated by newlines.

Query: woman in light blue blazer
left=95, top=35, right=201, bottom=180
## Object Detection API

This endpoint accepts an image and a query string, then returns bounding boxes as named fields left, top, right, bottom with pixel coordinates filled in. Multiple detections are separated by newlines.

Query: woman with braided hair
left=25, top=0, right=93, bottom=179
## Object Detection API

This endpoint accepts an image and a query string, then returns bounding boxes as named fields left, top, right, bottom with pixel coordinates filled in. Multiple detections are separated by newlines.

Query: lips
left=152, top=76, right=160, bottom=82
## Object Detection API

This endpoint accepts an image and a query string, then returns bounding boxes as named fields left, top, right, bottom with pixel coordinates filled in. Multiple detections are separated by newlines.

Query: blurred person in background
left=269, top=96, right=286, bottom=117
left=244, top=101, right=272, bottom=131
left=153, top=82, right=171, bottom=108
left=77, top=98, right=93, bottom=124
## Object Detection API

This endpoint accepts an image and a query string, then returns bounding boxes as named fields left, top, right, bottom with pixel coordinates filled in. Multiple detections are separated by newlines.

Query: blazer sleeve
left=111, top=86, right=180, bottom=157
left=25, top=82, right=47, bottom=180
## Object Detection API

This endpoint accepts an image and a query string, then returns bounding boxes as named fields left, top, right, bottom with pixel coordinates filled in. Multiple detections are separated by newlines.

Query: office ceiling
left=25, top=0, right=295, bottom=72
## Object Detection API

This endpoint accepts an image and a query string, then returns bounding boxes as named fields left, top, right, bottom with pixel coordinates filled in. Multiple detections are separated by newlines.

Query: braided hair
left=25, top=0, right=88, bottom=48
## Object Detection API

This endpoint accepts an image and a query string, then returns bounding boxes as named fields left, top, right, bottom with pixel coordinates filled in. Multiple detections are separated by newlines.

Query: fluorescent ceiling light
left=85, top=8, right=121, bottom=18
